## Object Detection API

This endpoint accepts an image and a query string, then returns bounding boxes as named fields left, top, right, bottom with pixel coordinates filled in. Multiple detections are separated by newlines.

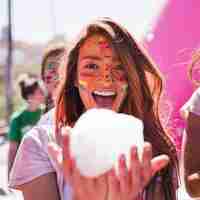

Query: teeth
left=93, top=90, right=116, bottom=96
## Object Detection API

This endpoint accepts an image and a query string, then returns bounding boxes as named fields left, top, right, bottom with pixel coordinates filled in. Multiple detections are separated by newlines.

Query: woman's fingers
left=107, top=143, right=169, bottom=200
left=96, top=173, right=107, bottom=191
left=151, top=154, right=170, bottom=176
left=188, top=173, right=200, bottom=181
left=130, top=146, right=143, bottom=198
left=130, top=146, right=141, bottom=187
left=141, top=142, right=153, bottom=186
left=108, top=168, right=119, bottom=200
left=118, top=154, right=130, bottom=193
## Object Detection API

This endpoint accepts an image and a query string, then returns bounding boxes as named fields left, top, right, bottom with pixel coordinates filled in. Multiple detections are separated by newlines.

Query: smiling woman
left=54, top=18, right=179, bottom=200
left=9, top=18, right=178, bottom=200
left=77, top=34, right=128, bottom=111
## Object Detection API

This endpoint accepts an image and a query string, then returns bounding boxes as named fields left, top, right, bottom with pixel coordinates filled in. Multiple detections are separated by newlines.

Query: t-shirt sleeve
left=9, top=127, right=55, bottom=188
left=181, top=87, right=200, bottom=116
left=8, top=117, right=21, bottom=142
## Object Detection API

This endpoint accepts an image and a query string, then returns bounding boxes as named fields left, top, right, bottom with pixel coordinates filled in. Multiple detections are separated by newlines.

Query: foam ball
left=70, top=108, right=144, bottom=177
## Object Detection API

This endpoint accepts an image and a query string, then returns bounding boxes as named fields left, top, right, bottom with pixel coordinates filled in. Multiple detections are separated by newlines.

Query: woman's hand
left=107, top=142, right=170, bottom=200
left=186, top=173, right=200, bottom=197
left=48, top=128, right=108, bottom=200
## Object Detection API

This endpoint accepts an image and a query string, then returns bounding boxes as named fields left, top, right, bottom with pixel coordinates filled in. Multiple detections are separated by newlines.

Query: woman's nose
left=102, top=67, right=113, bottom=83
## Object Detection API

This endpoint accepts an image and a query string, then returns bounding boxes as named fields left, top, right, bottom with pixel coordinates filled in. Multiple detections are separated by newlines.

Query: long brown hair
left=55, top=18, right=179, bottom=200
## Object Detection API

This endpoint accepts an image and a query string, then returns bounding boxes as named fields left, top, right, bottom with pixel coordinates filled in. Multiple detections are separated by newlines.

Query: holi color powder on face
left=77, top=34, right=128, bottom=111
left=98, top=40, right=110, bottom=49
left=47, top=63, right=54, bottom=70
left=122, top=84, right=128, bottom=92
left=79, top=80, right=88, bottom=88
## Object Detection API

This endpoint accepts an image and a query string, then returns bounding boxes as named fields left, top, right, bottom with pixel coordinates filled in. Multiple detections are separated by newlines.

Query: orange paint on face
left=77, top=34, right=128, bottom=111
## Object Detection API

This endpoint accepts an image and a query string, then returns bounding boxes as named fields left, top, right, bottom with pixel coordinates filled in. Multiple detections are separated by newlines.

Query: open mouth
left=92, top=90, right=116, bottom=109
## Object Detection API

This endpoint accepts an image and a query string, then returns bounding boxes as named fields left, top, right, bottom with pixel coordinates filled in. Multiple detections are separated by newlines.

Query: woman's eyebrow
left=81, top=55, right=101, bottom=61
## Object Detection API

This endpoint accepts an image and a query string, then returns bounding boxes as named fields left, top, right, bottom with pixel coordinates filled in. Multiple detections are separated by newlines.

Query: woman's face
left=43, top=58, right=60, bottom=98
left=28, top=87, right=45, bottom=106
left=77, top=34, right=128, bottom=112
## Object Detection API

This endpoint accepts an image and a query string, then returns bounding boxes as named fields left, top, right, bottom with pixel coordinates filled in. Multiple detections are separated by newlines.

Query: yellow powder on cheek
left=79, top=80, right=88, bottom=88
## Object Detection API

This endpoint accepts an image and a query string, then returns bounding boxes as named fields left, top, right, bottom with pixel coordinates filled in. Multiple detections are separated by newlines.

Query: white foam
left=70, top=108, right=144, bottom=177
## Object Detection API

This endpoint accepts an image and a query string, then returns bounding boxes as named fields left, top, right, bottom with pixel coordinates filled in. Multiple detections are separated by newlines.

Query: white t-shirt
left=9, top=109, right=72, bottom=200
left=181, top=87, right=200, bottom=116
left=37, top=108, right=55, bottom=126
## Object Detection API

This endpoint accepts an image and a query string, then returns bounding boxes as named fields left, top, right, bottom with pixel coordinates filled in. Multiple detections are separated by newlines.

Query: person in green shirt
left=8, top=73, right=45, bottom=176
left=8, top=107, right=42, bottom=142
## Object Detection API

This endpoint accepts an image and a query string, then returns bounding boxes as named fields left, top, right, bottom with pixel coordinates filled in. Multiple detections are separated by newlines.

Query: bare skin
left=77, top=34, right=128, bottom=112
left=8, top=141, right=19, bottom=177
left=16, top=172, right=60, bottom=200
left=48, top=128, right=170, bottom=200
left=183, top=112, right=200, bottom=198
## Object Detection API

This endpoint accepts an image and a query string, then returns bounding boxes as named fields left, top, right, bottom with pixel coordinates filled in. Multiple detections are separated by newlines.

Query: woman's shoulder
left=180, top=87, right=200, bottom=117
left=10, top=106, right=27, bottom=121
left=9, top=123, right=58, bottom=189
left=22, top=122, right=56, bottom=151
left=186, top=87, right=200, bottom=114
left=192, top=87, right=200, bottom=97
left=37, top=108, right=55, bottom=126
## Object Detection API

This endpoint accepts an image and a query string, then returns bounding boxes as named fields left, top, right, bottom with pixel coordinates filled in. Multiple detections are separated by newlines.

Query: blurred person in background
left=180, top=49, right=200, bottom=198
left=7, top=73, right=45, bottom=177
left=36, top=44, right=66, bottom=126
left=41, top=44, right=65, bottom=113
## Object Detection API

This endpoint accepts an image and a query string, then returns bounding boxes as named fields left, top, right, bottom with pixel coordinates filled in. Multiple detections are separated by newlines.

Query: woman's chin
left=96, top=103, right=113, bottom=110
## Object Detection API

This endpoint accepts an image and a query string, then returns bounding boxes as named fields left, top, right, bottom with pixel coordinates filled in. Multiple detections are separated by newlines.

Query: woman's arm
left=16, top=172, right=60, bottom=200
left=183, top=112, right=200, bottom=198
left=8, top=141, right=19, bottom=177
left=9, top=127, right=61, bottom=199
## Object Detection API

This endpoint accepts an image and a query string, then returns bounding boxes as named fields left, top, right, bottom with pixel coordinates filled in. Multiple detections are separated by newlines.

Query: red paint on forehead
left=79, top=34, right=114, bottom=58
left=98, top=40, right=110, bottom=49
left=98, top=38, right=113, bottom=57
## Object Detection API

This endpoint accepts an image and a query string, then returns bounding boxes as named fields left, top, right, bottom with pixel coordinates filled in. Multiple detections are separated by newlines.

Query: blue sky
left=0, top=0, right=167, bottom=44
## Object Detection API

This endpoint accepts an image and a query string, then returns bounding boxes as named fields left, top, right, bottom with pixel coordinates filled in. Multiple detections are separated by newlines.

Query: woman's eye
left=85, top=63, right=99, bottom=70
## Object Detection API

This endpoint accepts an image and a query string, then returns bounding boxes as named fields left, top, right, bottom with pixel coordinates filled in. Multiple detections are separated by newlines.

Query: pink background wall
left=146, top=0, right=200, bottom=149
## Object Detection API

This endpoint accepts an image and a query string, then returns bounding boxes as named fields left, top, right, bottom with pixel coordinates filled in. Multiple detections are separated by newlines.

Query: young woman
left=8, top=73, right=45, bottom=176
left=41, top=44, right=65, bottom=112
left=9, top=18, right=179, bottom=200
left=180, top=50, right=200, bottom=198
left=36, top=44, right=66, bottom=126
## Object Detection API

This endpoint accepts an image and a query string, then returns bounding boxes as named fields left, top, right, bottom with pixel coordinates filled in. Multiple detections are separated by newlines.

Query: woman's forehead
left=79, top=34, right=119, bottom=60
